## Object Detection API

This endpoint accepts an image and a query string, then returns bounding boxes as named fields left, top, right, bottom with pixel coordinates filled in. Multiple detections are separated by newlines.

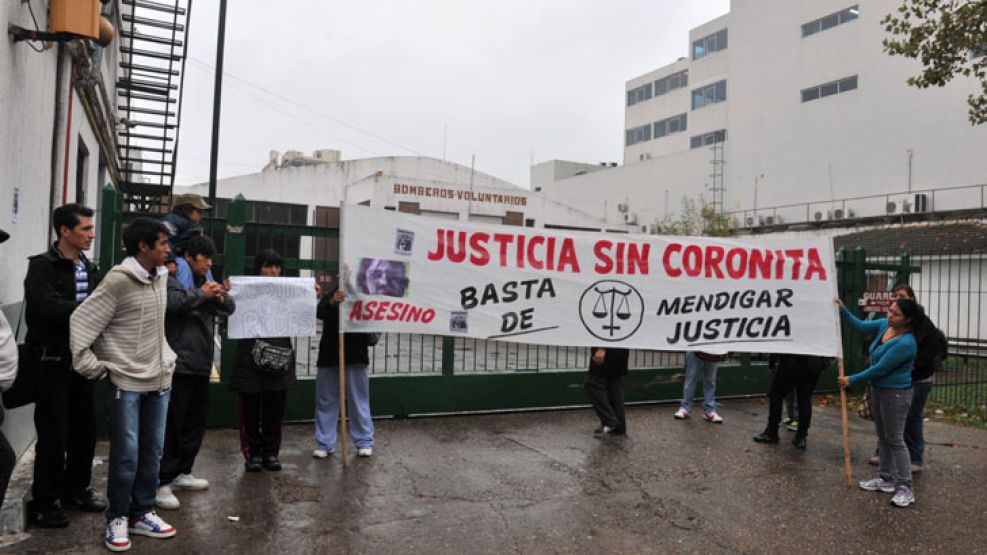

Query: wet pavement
left=5, top=398, right=987, bottom=554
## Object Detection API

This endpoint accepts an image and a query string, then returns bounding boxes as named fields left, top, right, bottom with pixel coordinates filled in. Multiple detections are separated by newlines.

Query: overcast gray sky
left=175, top=1, right=730, bottom=189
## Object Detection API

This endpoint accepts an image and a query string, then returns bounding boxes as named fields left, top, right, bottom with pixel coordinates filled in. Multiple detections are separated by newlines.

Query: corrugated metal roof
left=834, top=221, right=987, bottom=256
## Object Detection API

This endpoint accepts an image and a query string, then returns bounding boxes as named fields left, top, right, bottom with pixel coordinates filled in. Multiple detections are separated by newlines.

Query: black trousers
left=32, top=365, right=96, bottom=507
left=238, top=390, right=287, bottom=459
left=585, top=373, right=626, bottom=430
left=767, top=365, right=822, bottom=438
left=0, top=430, right=16, bottom=508
left=240, top=390, right=288, bottom=460
left=159, top=373, right=210, bottom=485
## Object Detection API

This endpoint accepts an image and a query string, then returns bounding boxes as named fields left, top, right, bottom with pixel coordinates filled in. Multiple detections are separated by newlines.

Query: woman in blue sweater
left=837, top=298, right=926, bottom=508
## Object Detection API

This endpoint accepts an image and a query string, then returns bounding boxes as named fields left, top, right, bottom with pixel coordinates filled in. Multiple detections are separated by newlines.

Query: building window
left=653, top=70, right=689, bottom=97
left=692, top=29, right=728, bottom=60
left=691, top=80, right=727, bottom=109
left=802, top=6, right=859, bottom=38
left=626, top=82, right=653, bottom=107
left=689, top=129, right=727, bottom=149
left=625, top=124, right=652, bottom=146
left=801, top=75, right=858, bottom=102
left=653, top=113, right=687, bottom=139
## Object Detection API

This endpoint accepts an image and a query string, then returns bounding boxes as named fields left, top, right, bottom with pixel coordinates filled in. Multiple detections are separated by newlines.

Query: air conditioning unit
left=745, top=215, right=764, bottom=227
left=887, top=200, right=912, bottom=214
left=623, top=212, right=638, bottom=224
left=832, top=208, right=846, bottom=219
left=914, top=193, right=929, bottom=213
left=814, top=211, right=824, bottom=221
left=617, top=202, right=629, bottom=213
left=763, top=215, right=783, bottom=225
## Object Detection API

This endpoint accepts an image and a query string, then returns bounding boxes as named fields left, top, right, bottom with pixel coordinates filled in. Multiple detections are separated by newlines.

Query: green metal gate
left=96, top=187, right=920, bottom=428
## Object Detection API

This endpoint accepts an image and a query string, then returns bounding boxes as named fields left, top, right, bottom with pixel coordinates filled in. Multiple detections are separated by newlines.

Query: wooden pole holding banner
left=338, top=334, right=348, bottom=467
left=838, top=357, right=852, bottom=488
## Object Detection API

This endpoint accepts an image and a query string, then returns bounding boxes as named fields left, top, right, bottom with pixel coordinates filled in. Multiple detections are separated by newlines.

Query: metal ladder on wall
left=116, top=0, right=192, bottom=213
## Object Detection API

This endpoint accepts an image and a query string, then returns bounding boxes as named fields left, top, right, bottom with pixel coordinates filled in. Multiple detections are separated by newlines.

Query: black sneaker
left=792, top=437, right=807, bottom=450
left=244, top=455, right=263, bottom=473
left=30, top=504, right=70, bottom=528
left=262, top=455, right=282, bottom=472
left=62, top=489, right=108, bottom=512
left=753, top=432, right=780, bottom=444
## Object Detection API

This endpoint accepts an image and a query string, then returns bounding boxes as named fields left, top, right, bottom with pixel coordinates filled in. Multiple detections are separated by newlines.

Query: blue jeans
left=904, top=381, right=933, bottom=465
left=315, top=365, right=374, bottom=450
left=680, top=352, right=719, bottom=413
left=106, top=384, right=171, bottom=519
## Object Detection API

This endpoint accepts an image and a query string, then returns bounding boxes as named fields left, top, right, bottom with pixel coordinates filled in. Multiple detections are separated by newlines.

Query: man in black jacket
left=313, top=288, right=376, bottom=458
left=24, top=204, right=105, bottom=527
left=585, top=347, right=630, bottom=436
left=156, top=236, right=234, bottom=510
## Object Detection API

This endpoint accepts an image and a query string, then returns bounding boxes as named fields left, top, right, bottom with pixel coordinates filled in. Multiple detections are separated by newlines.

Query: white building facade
left=186, top=155, right=634, bottom=232
left=534, top=0, right=987, bottom=230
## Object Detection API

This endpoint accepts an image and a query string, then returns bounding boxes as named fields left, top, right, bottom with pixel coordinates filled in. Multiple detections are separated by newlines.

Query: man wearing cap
left=163, top=193, right=214, bottom=290
left=0, top=227, right=20, bottom=511
left=23, top=204, right=106, bottom=528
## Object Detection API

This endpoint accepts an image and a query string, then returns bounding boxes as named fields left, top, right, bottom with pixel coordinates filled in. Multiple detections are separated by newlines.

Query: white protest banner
left=340, top=205, right=843, bottom=356
left=227, top=276, right=317, bottom=339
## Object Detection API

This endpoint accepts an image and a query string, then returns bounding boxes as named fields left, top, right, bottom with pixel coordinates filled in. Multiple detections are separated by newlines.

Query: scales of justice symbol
left=590, top=285, right=633, bottom=337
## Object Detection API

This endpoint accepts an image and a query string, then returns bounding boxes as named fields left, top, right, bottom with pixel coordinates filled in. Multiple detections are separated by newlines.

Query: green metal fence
left=98, top=187, right=940, bottom=427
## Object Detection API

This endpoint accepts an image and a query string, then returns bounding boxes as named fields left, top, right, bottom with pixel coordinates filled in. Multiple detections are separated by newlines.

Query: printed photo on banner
left=357, top=258, right=410, bottom=298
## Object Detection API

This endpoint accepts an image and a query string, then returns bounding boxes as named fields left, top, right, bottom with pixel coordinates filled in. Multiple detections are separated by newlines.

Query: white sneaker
left=673, top=408, right=689, bottom=419
left=128, top=511, right=177, bottom=539
left=313, top=447, right=335, bottom=459
left=105, top=516, right=131, bottom=552
left=859, top=477, right=896, bottom=493
left=155, top=485, right=179, bottom=510
left=357, top=447, right=373, bottom=457
left=704, top=411, right=724, bottom=424
left=890, top=486, right=915, bottom=507
left=172, top=473, right=209, bottom=491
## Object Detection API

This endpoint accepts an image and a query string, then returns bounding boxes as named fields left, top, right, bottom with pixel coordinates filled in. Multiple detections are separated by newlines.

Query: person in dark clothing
left=24, top=204, right=105, bottom=528
left=156, top=236, right=234, bottom=510
left=585, top=347, right=629, bottom=436
left=313, top=287, right=376, bottom=458
left=0, top=227, right=19, bottom=511
left=754, top=354, right=831, bottom=449
left=162, top=193, right=209, bottom=257
left=868, top=284, right=947, bottom=472
left=232, top=249, right=305, bottom=472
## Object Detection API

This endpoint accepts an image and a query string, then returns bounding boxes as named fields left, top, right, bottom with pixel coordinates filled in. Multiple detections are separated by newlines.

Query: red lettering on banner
left=427, top=229, right=580, bottom=273
left=661, top=243, right=828, bottom=281
left=594, top=240, right=613, bottom=274
left=704, top=246, right=725, bottom=278
left=663, top=243, right=683, bottom=277
left=349, top=300, right=436, bottom=323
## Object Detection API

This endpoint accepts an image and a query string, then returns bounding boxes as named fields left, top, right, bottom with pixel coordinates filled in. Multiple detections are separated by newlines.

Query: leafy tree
left=882, top=0, right=987, bottom=125
left=656, top=196, right=735, bottom=237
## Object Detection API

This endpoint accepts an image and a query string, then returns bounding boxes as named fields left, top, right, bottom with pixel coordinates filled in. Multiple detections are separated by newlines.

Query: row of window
left=625, top=124, right=651, bottom=146
left=802, top=5, right=858, bottom=38
left=690, top=129, right=726, bottom=149
left=691, top=80, right=727, bottom=110
left=654, top=113, right=687, bottom=139
left=626, top=70, right=691, bottom=107
left=693, top=29, right=727, bottom=60
left=801, top=75, right=857, bottom=102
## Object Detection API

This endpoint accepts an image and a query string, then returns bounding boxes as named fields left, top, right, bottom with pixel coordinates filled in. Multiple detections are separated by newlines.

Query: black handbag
left=250, top=340, right=293, bottom=374
left=3, top=304, right=37, bottom=409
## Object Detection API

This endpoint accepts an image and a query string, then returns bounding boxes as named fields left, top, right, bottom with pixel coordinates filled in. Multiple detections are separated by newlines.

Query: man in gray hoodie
left=71, top=218, right=178, bottom=552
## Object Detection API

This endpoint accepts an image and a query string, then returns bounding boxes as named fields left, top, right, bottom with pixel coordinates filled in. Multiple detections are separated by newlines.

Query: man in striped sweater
left=70, top=218, right=178, bottom=552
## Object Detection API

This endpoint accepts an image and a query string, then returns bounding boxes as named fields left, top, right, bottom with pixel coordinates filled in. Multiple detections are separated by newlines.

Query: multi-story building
left=534, top=0, right=987, bottom=231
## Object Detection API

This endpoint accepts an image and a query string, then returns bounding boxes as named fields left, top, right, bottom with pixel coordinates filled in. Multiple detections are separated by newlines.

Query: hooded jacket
left=166, top=272, right=235, bottom=376
left=70, top=257, right=176, bottom=392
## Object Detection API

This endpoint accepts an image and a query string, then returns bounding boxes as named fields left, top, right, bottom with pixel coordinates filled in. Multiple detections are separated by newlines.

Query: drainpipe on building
left=49, top=44, right=67, bottom=244
left=61, top=64, right=77, bottom=207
